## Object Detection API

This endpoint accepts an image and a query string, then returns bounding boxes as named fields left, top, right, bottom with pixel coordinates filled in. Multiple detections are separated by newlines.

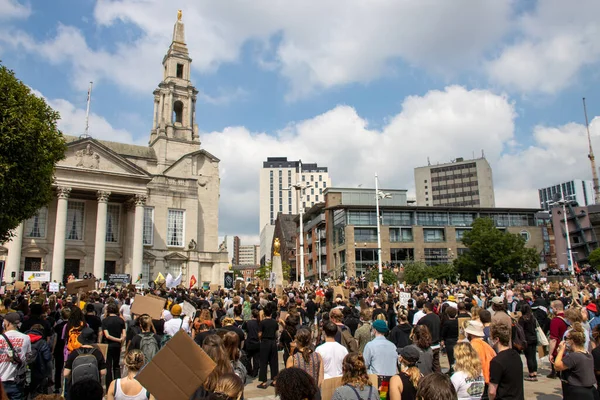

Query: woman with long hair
left=223, top=331, right=247, bottom=384
left=107, top=350, right=155, bottom=400
left=279, top=314, right=298, bottom=367
left=275, top=368, right=319, bottom=400
left=331, top=353, right=379, bottom=400
left=129, top=314, right=160, bottom=365
left=518, top=303, right=539, bottom=381
left=450, top=342, right=484, bottom=400
left=555, top=322, right=598, bottom=399
left=201, top=373, right=244, bottom=400
left=389, top=346, right=421, bottom=400
left=407, top=325, right=434, bottom=376
left=286, top=328, right=324, bottom=389
left=191, top=334, right=235, bottom=399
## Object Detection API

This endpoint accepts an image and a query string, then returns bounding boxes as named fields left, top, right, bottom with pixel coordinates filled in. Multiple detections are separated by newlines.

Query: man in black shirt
left=84, top=304, right=102, bottom=338
left=19, top=303, right=52, bottom=340
left=257, top=303, right=279, bottom=388
left=305, top=295, right=317, bottom=324
left=101, top=303, right=126, bottom=386
left=489, top=322, right=524, bottom=400
left=417, top=302, right=441, bottom=373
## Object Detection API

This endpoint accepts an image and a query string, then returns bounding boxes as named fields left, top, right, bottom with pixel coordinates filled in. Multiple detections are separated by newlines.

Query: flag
left=154, top=272, right=165, bottom=285
left=165, top=273, right=174, bottom=288
left=189, top=275, right=197, bottom=289
left=172, top=272, right=182, bottom=287
left=166, top=272, right=182, bottom=289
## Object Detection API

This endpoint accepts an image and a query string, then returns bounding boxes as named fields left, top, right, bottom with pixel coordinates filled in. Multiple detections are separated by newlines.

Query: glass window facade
left=348, top=210, right=378, bottom=226
left=390, top=227, right=413, bottom=242
left=416, top=212, right=448, bottom=226
left=167, top=209, right=185, bottom=247
left=143, top=207, right=154, bottom=245
left=424, top=248, right=448, bottom=265
left=449, top=213, right=476, bottom=227
left=25, top=207, right=48, bottom=238
left=105, top=204, right=120, bottom=243
left=66, top=201, right=85, bottom=240
left=423, top=228, right=445, bottom=242
left=390, top=248, right=414, bottom=262
left=382, top=211, right=413, bottom=226
left=354, top=228, right=377, bottom=242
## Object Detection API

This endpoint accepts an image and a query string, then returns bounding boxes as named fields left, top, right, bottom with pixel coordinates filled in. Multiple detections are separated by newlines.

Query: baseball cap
left=4, top=313, right=20, bottom=325
left=398, top=346, right=421, bottom=364
left=491, top=297, right=504, bottom=305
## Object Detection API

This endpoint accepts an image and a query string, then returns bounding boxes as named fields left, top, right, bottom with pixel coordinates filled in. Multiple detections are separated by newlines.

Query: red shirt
left=549, top=313, right=568, bottom=356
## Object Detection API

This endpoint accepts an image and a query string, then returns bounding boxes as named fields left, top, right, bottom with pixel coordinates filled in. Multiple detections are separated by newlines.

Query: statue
left=75, top=144, right=100, bottom=169
left=219, top=237, right=227, bottom=252
left=177, top=10, right=182, bottom=21
left=273, top=238, right=281, bottom=256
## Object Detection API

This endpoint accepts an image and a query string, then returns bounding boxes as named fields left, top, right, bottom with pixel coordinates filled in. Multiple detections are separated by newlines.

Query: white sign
left=399, top=292, right=411, bottom=307
left=269, top=272, right=276, bottom=288
left=24, top=271, right=51, bottom=282
left=49, top=282, right=60, bottom=293
left=182, top=301, right=196, bottom=318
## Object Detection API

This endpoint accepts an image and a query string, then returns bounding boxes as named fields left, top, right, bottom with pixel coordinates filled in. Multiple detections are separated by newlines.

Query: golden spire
left=177, top=10, right=182, bottom=21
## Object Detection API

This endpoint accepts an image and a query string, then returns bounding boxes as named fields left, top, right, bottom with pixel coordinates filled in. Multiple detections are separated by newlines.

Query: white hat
left=464, top=320, right=485, bottom=337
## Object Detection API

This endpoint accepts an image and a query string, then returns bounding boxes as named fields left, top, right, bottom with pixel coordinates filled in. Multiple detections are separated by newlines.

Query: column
left=158, top=94, right=164, bottom=125
left=168, top=92, right=173, bottom=124
left=131, top=194, right=146, bottom=282
left=152, top=98, right=158, bottom=130
left=93, top=191, right=110, bottom=281
left=188, top=96, right=193, bottom=128
left=51, top=186, right=71, bottom=283
left=5, top=223, right=24, bottom=282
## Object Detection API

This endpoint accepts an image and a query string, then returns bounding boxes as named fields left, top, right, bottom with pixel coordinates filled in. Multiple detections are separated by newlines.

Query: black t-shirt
left=489, top=349, right=524, bottom=400
left=244, top=320, right=260, bottom=344
left=65, top=346, right=107, bottom=371
left=259, top=318, right=279, bottom=340
left=101, top=315, right=126, bottom=348
left=194, top=330, right=216, bottom=347
left=305, top=300, right=317, bottom=320
left=417, top=313, right=441, bottom=344
left=85, top=314, right=102, bottom=336
left=221, top=325, right=245, bottom=348
left=441, top=319, right=458, bottom=341
left=20, top=316, right=52, bottom=339
left=592, top=346, right=600, bottom=387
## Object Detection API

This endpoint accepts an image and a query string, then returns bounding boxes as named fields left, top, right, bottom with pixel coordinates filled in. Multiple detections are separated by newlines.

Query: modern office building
left=323, top=187, right=543, bottom=278
left=259, top=157, right=331, bottom=263
left=551, top=204, right=599, bottom=269
left=538, top=180, right=595, bottom=211
left=414, top=157, right=495, bottom=207
left=238, top=244, right=258, bottom=265
left=295, top=203, right=327, bottom=281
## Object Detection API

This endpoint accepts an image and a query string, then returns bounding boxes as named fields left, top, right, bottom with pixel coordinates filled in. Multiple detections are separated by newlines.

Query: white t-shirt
left=412, top=310, right=425, bottom=325
left=0, top=330, right=31, bottom=382
left=120, top=304, right=131, bottom=321
left=164, top=317, right=190, bottom=336
left=316, top=341, right=348, bottom=379
left=451, top=371, right=485, bottom=400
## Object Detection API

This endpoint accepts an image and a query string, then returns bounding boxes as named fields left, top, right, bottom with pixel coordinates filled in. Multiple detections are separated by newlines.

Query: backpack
left=340, top=326, right=358, bottom=353
left=71, top=348, right=99, bottom=385
left=511, top=319, right=527, bottom=351
left=160, top=319, right=184, bottom=348
left=139, top=333, right=160, bottom=364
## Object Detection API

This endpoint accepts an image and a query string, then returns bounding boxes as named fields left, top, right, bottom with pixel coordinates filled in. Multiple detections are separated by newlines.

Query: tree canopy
left=402, top=261, right=456, bottom=285
left=367, top=268, right=398, bottom=285
left=0, top=63, right=66, bottom=243
left=589, top=248, right=600, bottom=270
left=256, top=260, right=292, bottom=282
left=455, top=217, right=539, bottom=281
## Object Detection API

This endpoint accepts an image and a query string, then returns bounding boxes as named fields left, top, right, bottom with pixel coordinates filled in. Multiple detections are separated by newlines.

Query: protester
left=451, top=342, right=485, bottom=400
left=554, top=322, right=597, bottom=399
left=199, top=373, right=244, bottom=400
left=518, top=304, right=539, bottom=381
left=316, top=321, right=348, bottom=379
left=354, top=308, right=373, bottom=353
left=488, top=323, right=524, bottom=400
left=548, top=299, right=569, bottom=379
left=223, top=331, right=247, bottom=383
left=363, top=319, right=397, bottom=376
left=190, top=335, right=234, bottom=399
left=63, top=327, right=107, bottom=398
left=415, top=373, right=458, bottom=400
left=331, top=353, right=379, bottom=400
left=275, top=368, right=319, bottom=400
left=389, top=346, right=421, bottom=400
left=441, top=307, right=459, bottom=373
left=0, top=313, right=31, bottom=400
left=102, top=302, right=126, bottom=386
left=257, top=303, right=279, bottom=388
left=417, top=302, right=442, bottom=373
left=389, top=308, right=412, bottom=350
left=107, top=350, right=154, bottom=400
left=464, top=320, right=495, bottom=393
left=242, top=309, right=260, bottom=378
left=128, top=314, right=161, bottom=365
left=286, top=328, right=324, bottom=389
left=406, top=325, right=434, bottom=376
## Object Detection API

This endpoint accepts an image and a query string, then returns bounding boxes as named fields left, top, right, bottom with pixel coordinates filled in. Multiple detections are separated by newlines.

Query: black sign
left=108, top=274, right=130, bottom=284
left=224, top=272, right=234, bottom=289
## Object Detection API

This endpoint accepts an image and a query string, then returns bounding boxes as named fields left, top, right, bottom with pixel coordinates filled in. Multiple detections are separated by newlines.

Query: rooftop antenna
left=427, top=157, right=431, bottom=166
left=583, top=98, right=600, bottom=204
left=81, top=81, right=93, bottom=139
left=481, top=149, right=485, bottom=158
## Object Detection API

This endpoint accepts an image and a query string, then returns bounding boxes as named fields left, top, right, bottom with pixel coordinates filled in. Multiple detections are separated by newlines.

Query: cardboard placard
left=131, top=294, right=166, bottom=320
left=182, top=301, right=196, bottom=318
left=49, top=282, right=60, bottom=293
left=6, top=285, right=14, bottom=292
left=342, top=288, right=350, bottom=299
left=368, top=282, right=375, bottom=294
left=15, top=281, right=25, bottom=291
left=399, top=292, right=411, bottom=307
left=458, top=317, right=470, bottom=341
left=137, top=330, right=216, bottom=400
left=96, top=343, right=108, bottom=360
left=209, top=284, right=219, bottom=293
left=321, top=374, right=379, bottom=400
left=30, top=281, right=41, bottom=290
left=246, top=283, right=255, bottom=292
left=333, top=285, right=345, bottom=300
left=66, top=279, right=96, bottom=295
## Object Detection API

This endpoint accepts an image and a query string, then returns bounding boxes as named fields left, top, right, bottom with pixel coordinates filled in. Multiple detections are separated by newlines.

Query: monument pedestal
left=272, top=255, right=284, bottom=287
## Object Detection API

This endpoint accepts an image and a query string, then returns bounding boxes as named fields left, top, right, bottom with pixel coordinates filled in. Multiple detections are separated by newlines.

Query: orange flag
left=189, top=275, right=197, bottom=289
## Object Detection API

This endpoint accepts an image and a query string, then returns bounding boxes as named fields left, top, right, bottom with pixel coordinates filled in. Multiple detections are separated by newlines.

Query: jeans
left=523, top=343, right=538, bottom=374
left=4, top=381, right=24, bottom=400
left=106, top=346, right=122, bottom=386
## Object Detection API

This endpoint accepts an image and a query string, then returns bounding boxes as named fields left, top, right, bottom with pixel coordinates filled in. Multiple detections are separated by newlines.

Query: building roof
left=324, top=203, right=542, bottom=213
left=414, top=156, right=489, bottom=170
left=64, top=135, right=156, bottom=160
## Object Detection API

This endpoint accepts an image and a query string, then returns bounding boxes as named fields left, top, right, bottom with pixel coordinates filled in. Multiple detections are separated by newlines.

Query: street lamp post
left=375, top=173, right=391, bottom=286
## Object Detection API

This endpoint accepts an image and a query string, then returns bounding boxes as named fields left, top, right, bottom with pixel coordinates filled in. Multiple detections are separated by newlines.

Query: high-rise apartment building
left=259, top=157, right=331, bottom=263
left=538, top=179, right=595, bottom=211
left=238, top=245, right=258, bottom=265
left=414, top=157, right=495, bottom=207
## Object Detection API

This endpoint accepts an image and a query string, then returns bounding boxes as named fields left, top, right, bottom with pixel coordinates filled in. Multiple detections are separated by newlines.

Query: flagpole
left=83, top=81, right=93, bottom=138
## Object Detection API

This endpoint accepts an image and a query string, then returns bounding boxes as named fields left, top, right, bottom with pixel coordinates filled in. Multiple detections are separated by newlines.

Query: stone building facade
left=0, top=15, right=228, bottom=285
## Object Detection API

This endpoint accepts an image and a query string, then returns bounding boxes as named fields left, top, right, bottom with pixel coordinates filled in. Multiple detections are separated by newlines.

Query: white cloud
left=30, top=88, right=138, bottom=144
left=1, top=0, right=512, bottom=98
left=486, top=0, right=600, bottom=93
left=0, top=0, right=30, bottom=20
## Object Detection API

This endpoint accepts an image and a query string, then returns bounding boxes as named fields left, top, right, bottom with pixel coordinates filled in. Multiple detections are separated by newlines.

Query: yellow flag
left=154, top=272, right=165, bottom=284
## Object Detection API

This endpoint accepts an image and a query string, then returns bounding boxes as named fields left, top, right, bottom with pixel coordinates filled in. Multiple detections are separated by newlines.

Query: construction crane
left=583, top=98, right=600, bottom=204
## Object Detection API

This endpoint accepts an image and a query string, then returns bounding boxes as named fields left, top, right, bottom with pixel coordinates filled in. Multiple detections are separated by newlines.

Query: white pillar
left=158, top=94, right=164, bottom=125
left=93, top=191, right=110, bottom=281
left=131, top=195, right=146, bottom=282
left=51, top=187, right=71, bottom=283
left=152, top=99, right=158, bottom=130
left=5, top=223, right=24, bottom=282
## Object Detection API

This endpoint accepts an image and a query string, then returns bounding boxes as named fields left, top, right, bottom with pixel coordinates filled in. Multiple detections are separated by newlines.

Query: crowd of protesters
left=0, top=275, right=598, bottom=399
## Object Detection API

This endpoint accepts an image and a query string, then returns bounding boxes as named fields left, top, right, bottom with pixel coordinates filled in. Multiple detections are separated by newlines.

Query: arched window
left=173, top=100, right=183, bottom=123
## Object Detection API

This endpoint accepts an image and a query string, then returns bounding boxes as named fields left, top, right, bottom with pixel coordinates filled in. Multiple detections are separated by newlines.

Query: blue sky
left=2, top=0, right=600, bottom=241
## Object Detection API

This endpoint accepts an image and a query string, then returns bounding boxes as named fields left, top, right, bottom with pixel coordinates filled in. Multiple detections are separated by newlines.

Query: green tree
left=589, top=248, right=600, bottom=270
left=255, top=260, right=292, bottom=282
left=428, top=263, right=457, bottom=282
left=403, top=261, right=427, bottom=285
left=455, top=218, right=539, bottom=281
left=367, top=268, right=398, bottom=285
left=0, top=63, right=66, bottom=243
